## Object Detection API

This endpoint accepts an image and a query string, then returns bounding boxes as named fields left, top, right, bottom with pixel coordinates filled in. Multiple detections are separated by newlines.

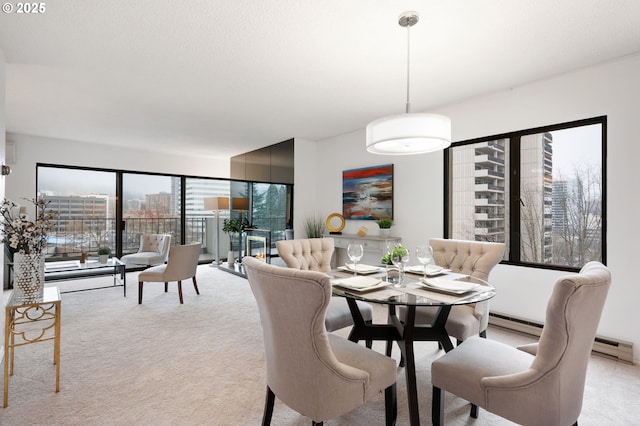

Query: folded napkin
left=338, top=264, right=381, bottom=273
left=406, top=264, right=443, bottom=274
left=420, top=278, right=479, bottom=293
left=333, top=276, right=383, bottom=290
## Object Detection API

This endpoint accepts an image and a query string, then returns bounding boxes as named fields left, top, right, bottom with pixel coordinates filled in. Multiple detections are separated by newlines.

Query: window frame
left=36, top=163, right=294, bottom=264
left=444, top=116, right=607, bottom=272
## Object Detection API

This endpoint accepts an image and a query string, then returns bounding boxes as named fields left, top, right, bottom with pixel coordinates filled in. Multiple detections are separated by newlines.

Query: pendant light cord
left=405, top=22, right=411, bottom=114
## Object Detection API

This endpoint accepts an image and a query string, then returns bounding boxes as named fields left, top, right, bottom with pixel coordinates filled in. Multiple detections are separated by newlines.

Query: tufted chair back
left=276, top=238, right=334, bottom=273
left=430, top=238, right=505, bottom=336
left=431, top=261, right=611, bottom=426
left=430, top=238, right=505, bottom=281
left=243, top=256, right=397, bottom=423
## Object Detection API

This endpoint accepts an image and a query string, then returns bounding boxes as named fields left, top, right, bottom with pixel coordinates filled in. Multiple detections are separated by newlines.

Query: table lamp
left=232, top=197, right=250, bottom=224
left=204, top=196, right=229, bottom=266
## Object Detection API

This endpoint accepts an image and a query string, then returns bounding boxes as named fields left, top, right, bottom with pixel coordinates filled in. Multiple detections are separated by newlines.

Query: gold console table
left=4, top=287, right=61, bottom=407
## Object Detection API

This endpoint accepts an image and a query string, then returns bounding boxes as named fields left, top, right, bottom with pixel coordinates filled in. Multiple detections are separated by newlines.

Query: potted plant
left=304, top=214, right=325, bottom=238
left=381, top=244, right=406, bottom=284
left=223, top=218, right=242, bottom=263
left=97, top=246, right=111, bottom=264
left=376, top=218, right=393, bottom=238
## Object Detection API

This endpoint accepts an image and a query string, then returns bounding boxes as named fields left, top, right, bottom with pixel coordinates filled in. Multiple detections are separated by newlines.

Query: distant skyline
left=37, top=168, right=173, bottom=200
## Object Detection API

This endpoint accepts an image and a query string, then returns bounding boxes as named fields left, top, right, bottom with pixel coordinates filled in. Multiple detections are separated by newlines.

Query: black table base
left=344, top=298, right=453, bottom=426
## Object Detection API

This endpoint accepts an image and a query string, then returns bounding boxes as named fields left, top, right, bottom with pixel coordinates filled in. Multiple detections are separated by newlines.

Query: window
left=445, top=117, right=606, bottom=270
left=37, top=167, right=116, bottom=258
left=37, top=164, right=294, bottom=265
left=122, top=173, right=181, bottom=255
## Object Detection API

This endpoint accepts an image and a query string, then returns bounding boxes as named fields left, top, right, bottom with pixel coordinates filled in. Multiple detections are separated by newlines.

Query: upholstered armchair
left=276, top=238, right=374, bottom=340
left=243, top=256, right=397, bottom=425
left=121, top=234, right=171, bottom=268
left=431, top=261, right=611, bottom=426
left=137, top=242, right=201, bottom=304
left=394, top=238, right=505, bottom=352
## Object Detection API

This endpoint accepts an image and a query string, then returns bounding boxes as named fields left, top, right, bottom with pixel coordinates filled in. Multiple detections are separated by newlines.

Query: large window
left=122, top=173, right=181, bottom=255
left=36, top=164, right=293, bottom=265
left=446, top=117, right=605, bottom=270
left=37, top=167, right=116, bottom=258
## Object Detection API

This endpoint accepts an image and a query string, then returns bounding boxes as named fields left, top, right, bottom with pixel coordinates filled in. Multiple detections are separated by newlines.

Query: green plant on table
left=381, top=244, right=407, bottom=265
left=97, top=247, right=111, bottom=255
left=376, top=218, right=393, bottom=229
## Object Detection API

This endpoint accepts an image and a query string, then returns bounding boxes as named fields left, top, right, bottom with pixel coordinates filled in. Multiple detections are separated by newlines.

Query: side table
left=4, top=287, right=61, bottom=407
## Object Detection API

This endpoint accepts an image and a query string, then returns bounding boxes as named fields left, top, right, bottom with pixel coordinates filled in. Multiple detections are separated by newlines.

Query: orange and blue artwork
left=342, top=164, right=393, bottom=220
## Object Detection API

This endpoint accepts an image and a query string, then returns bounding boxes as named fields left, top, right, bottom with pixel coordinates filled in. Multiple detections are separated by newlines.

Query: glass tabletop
left=7, top=286, right=61, bottom=307
left=44, top=257, right=123, bottom=273
left=331, top=270, right=495, bottom=307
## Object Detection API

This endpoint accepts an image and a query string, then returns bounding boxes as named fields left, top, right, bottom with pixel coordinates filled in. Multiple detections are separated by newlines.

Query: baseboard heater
left=489, top=312, right=634, bottom=364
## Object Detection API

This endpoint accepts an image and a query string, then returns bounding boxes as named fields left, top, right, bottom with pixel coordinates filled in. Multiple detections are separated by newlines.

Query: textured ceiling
left=1, top=0, right=640, bottom=159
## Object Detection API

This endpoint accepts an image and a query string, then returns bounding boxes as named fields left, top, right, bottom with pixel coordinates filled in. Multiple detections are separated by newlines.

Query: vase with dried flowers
left=1, top=198, right=56, bottom=303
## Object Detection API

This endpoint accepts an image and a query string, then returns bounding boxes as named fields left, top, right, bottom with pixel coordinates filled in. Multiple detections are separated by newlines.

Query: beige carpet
left=1, top=265, right=639, bottom=425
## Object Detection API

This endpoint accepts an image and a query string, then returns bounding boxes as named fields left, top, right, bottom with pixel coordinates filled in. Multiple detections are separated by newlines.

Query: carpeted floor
left=1, top=265, right=639, bottom=425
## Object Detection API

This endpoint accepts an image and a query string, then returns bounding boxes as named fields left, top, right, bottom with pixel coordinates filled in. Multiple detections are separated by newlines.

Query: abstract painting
left=342, top=164, right=393, bottom=220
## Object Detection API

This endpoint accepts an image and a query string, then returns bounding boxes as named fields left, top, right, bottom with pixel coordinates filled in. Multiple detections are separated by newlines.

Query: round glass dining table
left=331, top=269, right=495, bottom=426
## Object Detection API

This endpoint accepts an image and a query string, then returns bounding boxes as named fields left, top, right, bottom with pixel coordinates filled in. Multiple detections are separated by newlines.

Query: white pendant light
left=366, top=11, right=451, bottom=155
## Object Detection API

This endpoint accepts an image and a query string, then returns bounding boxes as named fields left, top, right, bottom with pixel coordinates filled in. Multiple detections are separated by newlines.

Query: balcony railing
left=46, top=217, right=209, bottom=259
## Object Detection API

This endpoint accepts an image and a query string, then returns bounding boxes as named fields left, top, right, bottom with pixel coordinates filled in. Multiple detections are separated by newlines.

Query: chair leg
left=365, top=319, right=372, bottom=348
left=192, top=276, right=200, bottom=295
left=456, top=339, right=463, bottom=346
left=138, top=281, right=143, bottom=304
left=164, top=282, right=168, bottom=292
left=262, top=385, right=275, bottom=426
left=432, top=386, right=444, bottom=426
left=470, top=403, right=478, bottom=418
left=480, top=329, right=487, bottom=338
left=385, top=340, right=393, bottom=357
left=178, top=280, right=184, bottom=304
left=385, top=383, right=397, bottom=426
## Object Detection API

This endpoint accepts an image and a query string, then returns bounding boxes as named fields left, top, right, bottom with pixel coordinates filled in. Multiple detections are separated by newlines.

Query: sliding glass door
left=37, top=164, right=294, bottom=266
left=37, top=167, right=116, bottom=259
left=121, top=173, right=180, bottom=256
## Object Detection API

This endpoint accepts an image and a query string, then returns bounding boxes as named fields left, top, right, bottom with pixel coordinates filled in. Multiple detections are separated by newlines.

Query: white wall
left=302, top=54, right=640, bottom=361
left=292, top=137, right=321, bottom=239
left=4, top=133, right=230, bottom=202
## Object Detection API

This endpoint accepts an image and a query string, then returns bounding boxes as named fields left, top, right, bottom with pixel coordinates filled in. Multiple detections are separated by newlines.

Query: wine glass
left=390, top=243, right=410, bottom=286
left=415, top=245, right=434, bottom=280
left=347, top=243, right=364, bottom=276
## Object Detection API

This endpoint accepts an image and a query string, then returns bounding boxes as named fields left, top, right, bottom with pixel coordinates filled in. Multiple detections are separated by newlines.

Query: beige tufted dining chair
left=431, top=261, right=611, bottom=426
left=276, top=238, right=374, bottom=340
left=137, top=242, right=201, bottom=304
left=392, top=238, right=505, bottom=355
left=243, top=256, right=397, bottom=425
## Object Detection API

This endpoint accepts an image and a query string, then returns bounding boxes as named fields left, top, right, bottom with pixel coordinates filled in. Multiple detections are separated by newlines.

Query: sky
left=550, top=123, right=601, bottom=178
left=37, top=168, right=172, bottom=199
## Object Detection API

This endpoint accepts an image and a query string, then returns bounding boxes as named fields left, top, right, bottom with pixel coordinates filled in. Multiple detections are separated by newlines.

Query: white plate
left=405, top=265, right=446, bottom=276
left=333, top=276, right=387, bottom=292
left=337, top=264, right=382, bottom=275
left=419, top=278, right=480, bottom=294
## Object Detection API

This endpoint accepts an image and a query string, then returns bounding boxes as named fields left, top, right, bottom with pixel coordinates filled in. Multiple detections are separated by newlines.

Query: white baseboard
left=489, top=312, right=634, bottom=365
